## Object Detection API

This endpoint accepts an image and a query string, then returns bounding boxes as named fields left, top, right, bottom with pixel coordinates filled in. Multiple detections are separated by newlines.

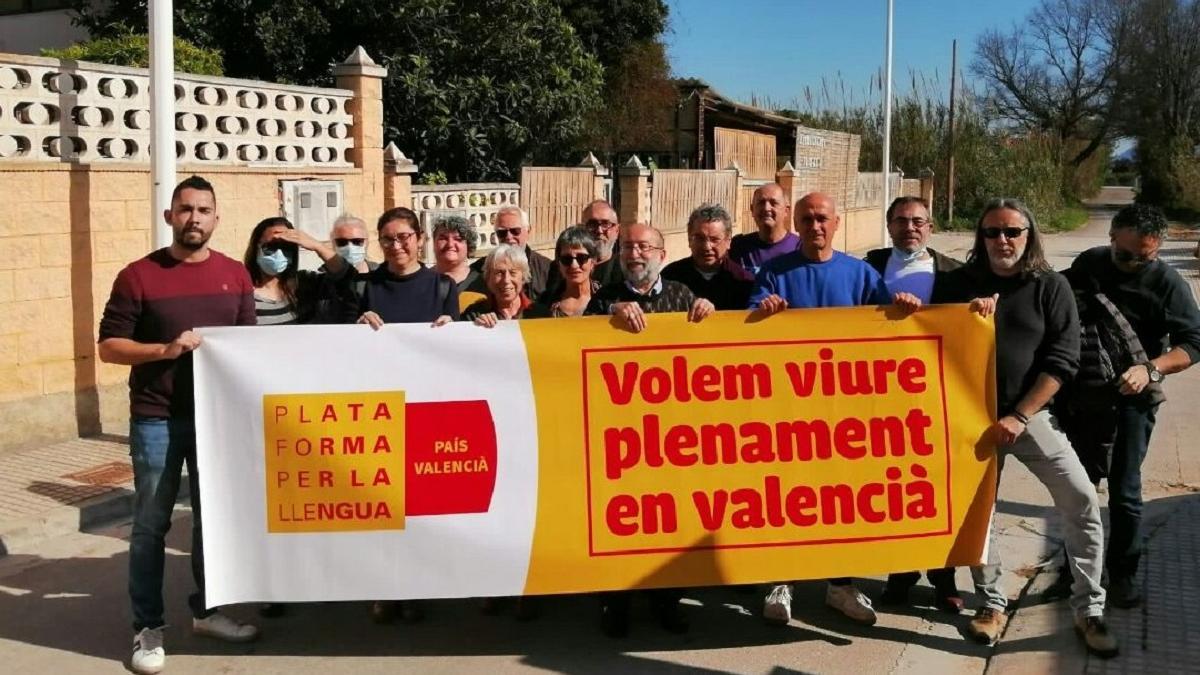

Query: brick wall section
left=0, top=163, right=368, bottom=454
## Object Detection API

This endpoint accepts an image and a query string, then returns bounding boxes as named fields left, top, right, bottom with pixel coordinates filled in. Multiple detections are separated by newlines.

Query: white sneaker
left=826, top=583, right=877, bottom=625
left=763, top=584, right=793, bottom=625
left=192, top=612, right=260, bottom=643
left=131, top=627, right=165, bottom=675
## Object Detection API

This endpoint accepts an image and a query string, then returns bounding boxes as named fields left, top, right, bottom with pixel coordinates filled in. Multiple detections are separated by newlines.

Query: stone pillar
left=725, top=161, right=746, bottom=230
left=578, top=152, right=610, bottom=201
left=618, top=155, right=651, bottom=225
left=333, top=46, right=388, bottom=219
left=918, top=168, right=935, bottom=207
left=383, top=142, right=419, bottom=210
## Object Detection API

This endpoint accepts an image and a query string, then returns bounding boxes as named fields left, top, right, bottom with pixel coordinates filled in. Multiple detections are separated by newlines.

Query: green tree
left=71, top=0, right=604, bottom=181
left=42, top=33, right=223, bottom=75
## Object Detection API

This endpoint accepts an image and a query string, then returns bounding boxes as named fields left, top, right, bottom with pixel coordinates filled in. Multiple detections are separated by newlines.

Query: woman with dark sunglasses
left=534, top=226, right=601, bottom=317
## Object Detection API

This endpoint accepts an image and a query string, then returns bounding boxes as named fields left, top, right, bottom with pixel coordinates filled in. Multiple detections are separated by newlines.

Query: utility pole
left=947, top=39, right=957, bottom=227
left=881, top=0, right=894, bottom=248
left=150, top=0, right=176, bottom=249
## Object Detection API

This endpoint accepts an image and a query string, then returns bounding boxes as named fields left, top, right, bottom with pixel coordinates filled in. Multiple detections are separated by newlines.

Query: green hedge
left=42, top=34, right=223, bottom=76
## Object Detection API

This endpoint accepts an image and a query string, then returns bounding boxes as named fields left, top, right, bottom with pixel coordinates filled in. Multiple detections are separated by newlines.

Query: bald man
left=730, top=182, right=799, bottom=275
left=750, top=192, right=890, bottom=627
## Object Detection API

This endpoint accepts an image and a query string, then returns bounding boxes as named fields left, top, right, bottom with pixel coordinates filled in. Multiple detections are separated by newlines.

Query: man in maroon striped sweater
left=98, top=175, right=257, bottom=675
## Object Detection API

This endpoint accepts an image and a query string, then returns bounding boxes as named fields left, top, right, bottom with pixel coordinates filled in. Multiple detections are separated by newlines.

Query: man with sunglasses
left=661, top=203, right=754, bottom=310
left=1057, top=203, right=1200, bottom=609
left=930, top=198, right=1117, bottom=658
left=467, top=206, right=552, bottom=300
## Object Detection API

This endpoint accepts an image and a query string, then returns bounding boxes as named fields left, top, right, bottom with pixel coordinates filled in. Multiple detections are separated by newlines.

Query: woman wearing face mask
left=431, top=215, right=486, bottom=313
left=243, top=217, right=342, bottom=326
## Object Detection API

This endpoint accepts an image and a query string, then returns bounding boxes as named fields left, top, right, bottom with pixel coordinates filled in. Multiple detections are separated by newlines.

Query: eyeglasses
left=584, top=218, right=618, bottom=232
left=890, top=217, right=930, bottom=228
left=982, top=226, right=1028, bottom=240
left=620, top=242, right=663, bottom=254
left=1113, top=248, right=1157, bottom=265
left=689, top=233, right=729, bottom=246
left=379, top=232, right=417, bottom=248
left=495, top=227, right=523, bottom=239
left=333, top=237, right=366, bottom=247
left=260, top=243, right=292, bottom=255
left=557, top=252, right=592, bottom=267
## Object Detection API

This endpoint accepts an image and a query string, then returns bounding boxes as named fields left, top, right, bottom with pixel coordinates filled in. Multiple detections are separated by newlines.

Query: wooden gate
left=520, top=167, right=601, bottom=249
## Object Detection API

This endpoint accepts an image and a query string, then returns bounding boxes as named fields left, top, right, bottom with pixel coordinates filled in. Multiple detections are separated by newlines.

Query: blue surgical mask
left=257, top=248, right=289, bottom=275
left=337, top=243, right=366, bottom=266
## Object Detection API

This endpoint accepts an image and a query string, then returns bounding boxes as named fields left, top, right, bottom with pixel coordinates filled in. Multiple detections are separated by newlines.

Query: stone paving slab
left=0, top=436, right=133, bottom=555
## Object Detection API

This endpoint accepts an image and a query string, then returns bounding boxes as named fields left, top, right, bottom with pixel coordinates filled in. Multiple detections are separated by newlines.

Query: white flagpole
left=881, top=0, right=894, bottom=248
left=150, top=0, right=176, bottom=249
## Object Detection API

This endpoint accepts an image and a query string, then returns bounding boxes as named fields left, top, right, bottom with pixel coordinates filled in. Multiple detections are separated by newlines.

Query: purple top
left=729, top=231, right=799, bottom=275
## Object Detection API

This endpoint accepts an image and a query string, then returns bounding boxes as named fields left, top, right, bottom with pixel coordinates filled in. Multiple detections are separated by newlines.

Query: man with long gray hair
left=929, top=198, right=1118, bottom=658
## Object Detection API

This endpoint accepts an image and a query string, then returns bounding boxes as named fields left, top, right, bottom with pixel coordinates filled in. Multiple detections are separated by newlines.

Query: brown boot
left=967, top=607, right=1007, bottom=644
left=1075, top=615, right=1119, bottom=658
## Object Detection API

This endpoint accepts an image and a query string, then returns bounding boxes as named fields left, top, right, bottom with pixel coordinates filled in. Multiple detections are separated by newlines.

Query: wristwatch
left=1144, top=362, right=1164, bottom=383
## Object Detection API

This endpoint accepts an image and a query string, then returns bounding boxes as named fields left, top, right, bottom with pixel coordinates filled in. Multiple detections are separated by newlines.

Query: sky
left=665, top=0, right=1044, bottom=110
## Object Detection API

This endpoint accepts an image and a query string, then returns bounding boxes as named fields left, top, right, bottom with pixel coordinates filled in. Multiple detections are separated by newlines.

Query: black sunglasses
left=260, top=243, right=293, bottom=254
left=495, top=227, right=523, bottom=239
left=557, top=253, right=592, bottom=267
left=982, top=226, right=1028, bottom=240
left=334, top=237, right=366, bottom=247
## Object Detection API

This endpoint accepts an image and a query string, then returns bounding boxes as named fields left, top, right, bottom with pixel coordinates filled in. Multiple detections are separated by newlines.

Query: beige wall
left=0, top=10, right=87, bottom=56
left=0, top=163, right=368, bottom=455
left=840, top=206, right=885, bottom=253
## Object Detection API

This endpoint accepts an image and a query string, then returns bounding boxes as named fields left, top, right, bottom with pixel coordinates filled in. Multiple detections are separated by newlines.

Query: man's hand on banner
left=432, top=315, right=452, bottom=327
left=162, top=330, right=202, bottom=360
left=892, top=292, right=922, bottom=315
left=611, top=302, right=648, bottom=334
left=358, top=311, right=385, bottom=330
left=968, top=294, right=1000, bottom=318
left=753, top=294, right=788, bottom=318
left=687, top=298, right=715, bottom=323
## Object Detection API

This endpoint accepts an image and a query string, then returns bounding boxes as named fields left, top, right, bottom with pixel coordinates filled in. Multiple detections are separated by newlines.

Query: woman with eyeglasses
left=351, top=207, right=458, bottom=330
left=534, top=226, right=602, bottom=318
left=430, top=215, right=487, bottom=313
left=242, top=217, right=343, bottom=326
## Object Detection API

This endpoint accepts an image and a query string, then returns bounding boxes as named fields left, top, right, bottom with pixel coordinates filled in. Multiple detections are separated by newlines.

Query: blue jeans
left=129, top=416, right=213, bottom=631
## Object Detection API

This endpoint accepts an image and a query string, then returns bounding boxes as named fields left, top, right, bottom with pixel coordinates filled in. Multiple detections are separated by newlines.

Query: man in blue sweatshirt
left=750, top=192, right=889, bottom=627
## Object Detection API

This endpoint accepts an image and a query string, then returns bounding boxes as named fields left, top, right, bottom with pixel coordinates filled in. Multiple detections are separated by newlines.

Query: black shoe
left=1108, top=576, right=1142, bottom=609
left=600, top=601, right=630, bottom=638
left=1042, top=564, right=1074, bottom=602
left=258, top=603, right=287, bottom=618
left=480, top=597, right=506, bottom=616
left=400, top=600, right=427, bottom=623
left=653, top=601, right=690, bottom=634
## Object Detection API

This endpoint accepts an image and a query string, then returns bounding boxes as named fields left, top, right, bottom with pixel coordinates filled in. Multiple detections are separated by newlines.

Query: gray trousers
left=971, top=410, right=1107, bottom=618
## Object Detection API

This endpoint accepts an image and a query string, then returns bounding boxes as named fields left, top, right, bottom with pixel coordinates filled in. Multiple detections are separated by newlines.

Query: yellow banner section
left=262, top=391, right=407, bottom=533
left=520, top=305, right=997, bottom=593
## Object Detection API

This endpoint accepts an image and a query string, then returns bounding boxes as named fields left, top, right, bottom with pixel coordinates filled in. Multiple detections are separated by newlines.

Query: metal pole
left=150, top=0, right=176, bottom=249
left=881, top=0, right=894, bottom=248
left=948, top=39, right=957, bottom=226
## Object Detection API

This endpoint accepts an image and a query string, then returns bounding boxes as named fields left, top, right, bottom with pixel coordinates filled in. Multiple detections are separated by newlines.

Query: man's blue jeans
left=129, top=416, right=213, bottom=631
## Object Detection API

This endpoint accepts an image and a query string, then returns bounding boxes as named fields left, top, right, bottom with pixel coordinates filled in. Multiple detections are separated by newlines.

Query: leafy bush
left=43, top=34, right=223, bottom=76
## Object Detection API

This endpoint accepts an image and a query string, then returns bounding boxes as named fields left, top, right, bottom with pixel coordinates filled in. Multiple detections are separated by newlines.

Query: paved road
left=2, top=186, right=1196, bottom=673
